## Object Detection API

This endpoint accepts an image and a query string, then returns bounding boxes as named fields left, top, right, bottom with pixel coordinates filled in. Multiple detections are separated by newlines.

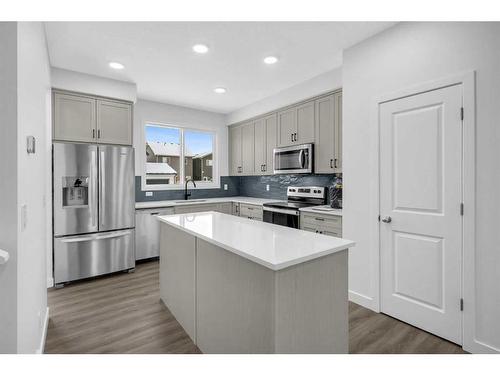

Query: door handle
left=381, top=216, right=392, bottom=223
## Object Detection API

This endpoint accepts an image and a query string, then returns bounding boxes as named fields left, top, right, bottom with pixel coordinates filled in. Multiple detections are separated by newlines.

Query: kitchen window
left=144, top=123, right=217, bottom=189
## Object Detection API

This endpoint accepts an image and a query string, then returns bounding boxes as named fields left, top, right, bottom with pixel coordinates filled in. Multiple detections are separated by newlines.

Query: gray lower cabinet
left=239, top=203, right=263, bottom=221
left=300, top=212, right=342, bottom=237
left=53, top=90, right=133, bottom=145
left=135, top=207, right=174, bottom=260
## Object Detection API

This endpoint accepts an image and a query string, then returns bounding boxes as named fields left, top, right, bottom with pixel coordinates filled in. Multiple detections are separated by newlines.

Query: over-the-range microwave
left=273, top=143, right=313, bottom=174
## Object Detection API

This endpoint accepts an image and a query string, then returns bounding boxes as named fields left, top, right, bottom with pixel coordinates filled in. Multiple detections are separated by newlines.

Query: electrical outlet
left=224, top=184, right=228, bottom=191
left=266, top=184, right=270, bottom=191
left=145, top=191, right=153, bottom=197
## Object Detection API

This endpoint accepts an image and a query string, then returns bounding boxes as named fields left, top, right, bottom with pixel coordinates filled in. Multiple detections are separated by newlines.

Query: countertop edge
left=157, top=214, right=354, bottom=271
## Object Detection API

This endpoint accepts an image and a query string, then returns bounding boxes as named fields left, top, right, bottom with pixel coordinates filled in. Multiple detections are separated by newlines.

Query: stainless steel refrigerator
left=53, top=142, right=135, bottom=286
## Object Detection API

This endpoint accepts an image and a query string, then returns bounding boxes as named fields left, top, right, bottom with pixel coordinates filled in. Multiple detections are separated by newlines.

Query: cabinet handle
left=98, top=129, right=101, bottom=139
left=92, top=129, right=95, bottom=139
left=291, top=133, right=294, bottom=142
left=294, top=133, right=297, bottom=142
left=334, top=158, right=338, bottom=168
left=263, top=164, right=266, bottom=172
left=330, top=159, right=333, bottom=168
left=314, top=217, right=325, bottom=221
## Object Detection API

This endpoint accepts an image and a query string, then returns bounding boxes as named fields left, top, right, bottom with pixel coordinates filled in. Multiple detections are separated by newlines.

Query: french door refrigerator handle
left=58, top=230, right=132, bottom=243
left=90, top=149, right=98, bottom=227
left=99, top=150, right=105, bottom=228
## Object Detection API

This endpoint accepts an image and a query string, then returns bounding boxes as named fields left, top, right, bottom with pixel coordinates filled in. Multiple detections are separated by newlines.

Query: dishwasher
left=135, top=207, right=174, bottom=260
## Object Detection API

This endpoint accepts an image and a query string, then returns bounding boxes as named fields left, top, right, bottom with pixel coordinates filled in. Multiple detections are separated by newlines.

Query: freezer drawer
left=54, top=229, right=135, bottom=284
left=135, top=208, right=174, bottom=260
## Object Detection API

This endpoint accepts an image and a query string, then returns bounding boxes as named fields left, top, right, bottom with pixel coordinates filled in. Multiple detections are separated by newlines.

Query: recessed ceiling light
left=193, top=44, right=209, bottom=54
left=214, top=87, right=227, bottom=94
left=263, top=56, right=278, bottom=65
left=109, top=61, right=125, bottom=70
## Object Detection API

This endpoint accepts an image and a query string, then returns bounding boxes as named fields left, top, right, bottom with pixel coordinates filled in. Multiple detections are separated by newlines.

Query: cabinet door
left=97, top=99, right=132, bottom=145
left=315, top=95, right=335, bottom=173
left=254, top=118, right=266, bottom=175
left=229, top=126, right=242, bottom=175
left=264, top=114, right=277, bottom=175
left=296, top=101, right=315, bottom=144
left=277, top=108, right=296, bottom=147
left=334, top=92, right=342, bottom=172
left=53, top=92, right=96, bottom=143
left=241, top=122, right=255, bottom=175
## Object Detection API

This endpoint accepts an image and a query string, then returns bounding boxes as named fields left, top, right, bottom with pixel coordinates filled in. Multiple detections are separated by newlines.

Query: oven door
left=273, top=143, right=313, bottom=174
left=263, top=207, right=300, bottom=229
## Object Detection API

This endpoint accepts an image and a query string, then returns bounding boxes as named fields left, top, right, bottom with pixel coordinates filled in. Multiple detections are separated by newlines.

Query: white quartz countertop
left=157, top=211, right=354, bottom=271
left=299, top=205, right=343, bottom=216
left=135, top=196, right=278, bottom=210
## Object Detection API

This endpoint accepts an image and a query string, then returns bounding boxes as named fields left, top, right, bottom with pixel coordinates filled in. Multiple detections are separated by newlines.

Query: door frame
left=371, top=71, right=479, bottom=352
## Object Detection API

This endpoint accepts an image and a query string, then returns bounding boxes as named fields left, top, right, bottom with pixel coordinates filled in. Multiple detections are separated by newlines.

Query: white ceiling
left=44, top=22, right=395, bottom=114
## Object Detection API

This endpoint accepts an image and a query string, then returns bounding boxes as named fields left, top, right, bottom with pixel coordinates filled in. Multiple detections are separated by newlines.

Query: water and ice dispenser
left=62, top=176, right=89, bottom=208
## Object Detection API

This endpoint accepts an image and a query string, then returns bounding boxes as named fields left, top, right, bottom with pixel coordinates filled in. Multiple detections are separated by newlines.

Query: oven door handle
left=263, top=206, right=300, bottom=216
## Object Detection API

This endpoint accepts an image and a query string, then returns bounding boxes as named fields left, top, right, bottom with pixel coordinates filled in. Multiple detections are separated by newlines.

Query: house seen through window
left=145, top=124, right=215, bottom=186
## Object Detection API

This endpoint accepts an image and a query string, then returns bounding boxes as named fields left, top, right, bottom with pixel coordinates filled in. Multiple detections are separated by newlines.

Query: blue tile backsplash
left=135, top=174, right=340, bottom=202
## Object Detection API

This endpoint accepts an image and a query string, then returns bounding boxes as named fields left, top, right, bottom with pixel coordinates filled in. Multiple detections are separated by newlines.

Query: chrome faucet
left=184, top=179, right=197, bottom=200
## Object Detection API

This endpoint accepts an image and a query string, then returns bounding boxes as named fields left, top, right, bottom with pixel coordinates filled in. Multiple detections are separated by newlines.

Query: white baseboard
left=47, top=277, right=54, bottom=288
left=35, top=307, right=49, bottom=354
left=349, top=290, right=378, bottom=312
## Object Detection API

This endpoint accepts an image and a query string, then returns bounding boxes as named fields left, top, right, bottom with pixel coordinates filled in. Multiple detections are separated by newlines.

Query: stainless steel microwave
left=273, top=143, right=313, bottom=174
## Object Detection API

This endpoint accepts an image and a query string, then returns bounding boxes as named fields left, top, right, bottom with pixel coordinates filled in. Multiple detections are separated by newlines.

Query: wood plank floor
left=45, top=260, right=466, bottom=354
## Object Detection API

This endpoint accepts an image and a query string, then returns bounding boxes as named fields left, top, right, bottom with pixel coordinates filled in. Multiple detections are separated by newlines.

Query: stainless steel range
left=263, top=186, right=326, bottom=229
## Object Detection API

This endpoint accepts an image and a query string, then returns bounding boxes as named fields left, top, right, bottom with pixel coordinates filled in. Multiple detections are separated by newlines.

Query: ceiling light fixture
left=263, top=56, right=278, bottom=65
left=214, top=87, right=227, bottom=94
left=109, top=61, right=125, bottom=70
left=193, top=44, right=209, bottom=54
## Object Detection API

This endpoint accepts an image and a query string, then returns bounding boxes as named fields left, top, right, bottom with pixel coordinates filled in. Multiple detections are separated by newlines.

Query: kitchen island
left=157, top=211, right=355, bottom=354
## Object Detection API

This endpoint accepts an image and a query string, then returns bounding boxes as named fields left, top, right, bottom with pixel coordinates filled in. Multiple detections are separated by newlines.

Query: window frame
left=141, top=121, right=219, bottom=191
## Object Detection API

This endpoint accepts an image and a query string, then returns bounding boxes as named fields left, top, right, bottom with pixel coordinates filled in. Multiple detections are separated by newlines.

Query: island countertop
left=157, top=211, right=355, bottom=271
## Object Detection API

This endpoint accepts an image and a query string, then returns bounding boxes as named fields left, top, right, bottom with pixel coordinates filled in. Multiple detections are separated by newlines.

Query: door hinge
left=460, top=107, right=464, bottom=121
left=460, top=298, right=464, bottom=311
left=460, top=203, right=464, bottom=216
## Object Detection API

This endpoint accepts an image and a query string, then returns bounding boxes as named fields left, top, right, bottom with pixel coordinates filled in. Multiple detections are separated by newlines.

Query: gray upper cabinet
left=53, top=90, right=133, bottom=146
left=53, top=92, right=96, bottom=143
left=277, top=108, right=296, bottom=147
left=229, top=90, right=342, bottom=175
left=264, top=114, right=277, bottom=175
left=254, top=118, right=266, bottom=174
left=334, top=93, right=342, bottom=172
left=315, top=92, right=342, bottom=173
left=97, top=99, right=133, bottom=145
left=277, top=100, right=314, bottom=147
left=241, top=122, right=255, bottom=175
left=229, top=125, right=242, bottom=175
left=296, top=101, right=315, bottom=144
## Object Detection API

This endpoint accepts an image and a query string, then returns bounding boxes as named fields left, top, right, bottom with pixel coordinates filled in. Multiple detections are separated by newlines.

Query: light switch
left=266, top=185, right=270, bottom=191
left=21, top=204, right=27, bottom=231
left=224, top=184, right=228, bottom=191
left=145, top=192, right=153, bottom=197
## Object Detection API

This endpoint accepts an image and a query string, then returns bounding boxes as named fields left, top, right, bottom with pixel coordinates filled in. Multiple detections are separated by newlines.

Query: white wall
left=133, top=99, right=228, bottom=182
left=16, top=22, right=52, bottom=354
left=0, top=21, right=19, bottom=354
left=226, top=67, right=342, bottom=124
left=343, top=22, right=500, bottom=353
left=51, top=67, right=137, bottom=103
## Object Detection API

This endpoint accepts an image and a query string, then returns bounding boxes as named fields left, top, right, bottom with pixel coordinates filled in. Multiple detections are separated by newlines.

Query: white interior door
left=380, top=84, right=463, bottom=344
